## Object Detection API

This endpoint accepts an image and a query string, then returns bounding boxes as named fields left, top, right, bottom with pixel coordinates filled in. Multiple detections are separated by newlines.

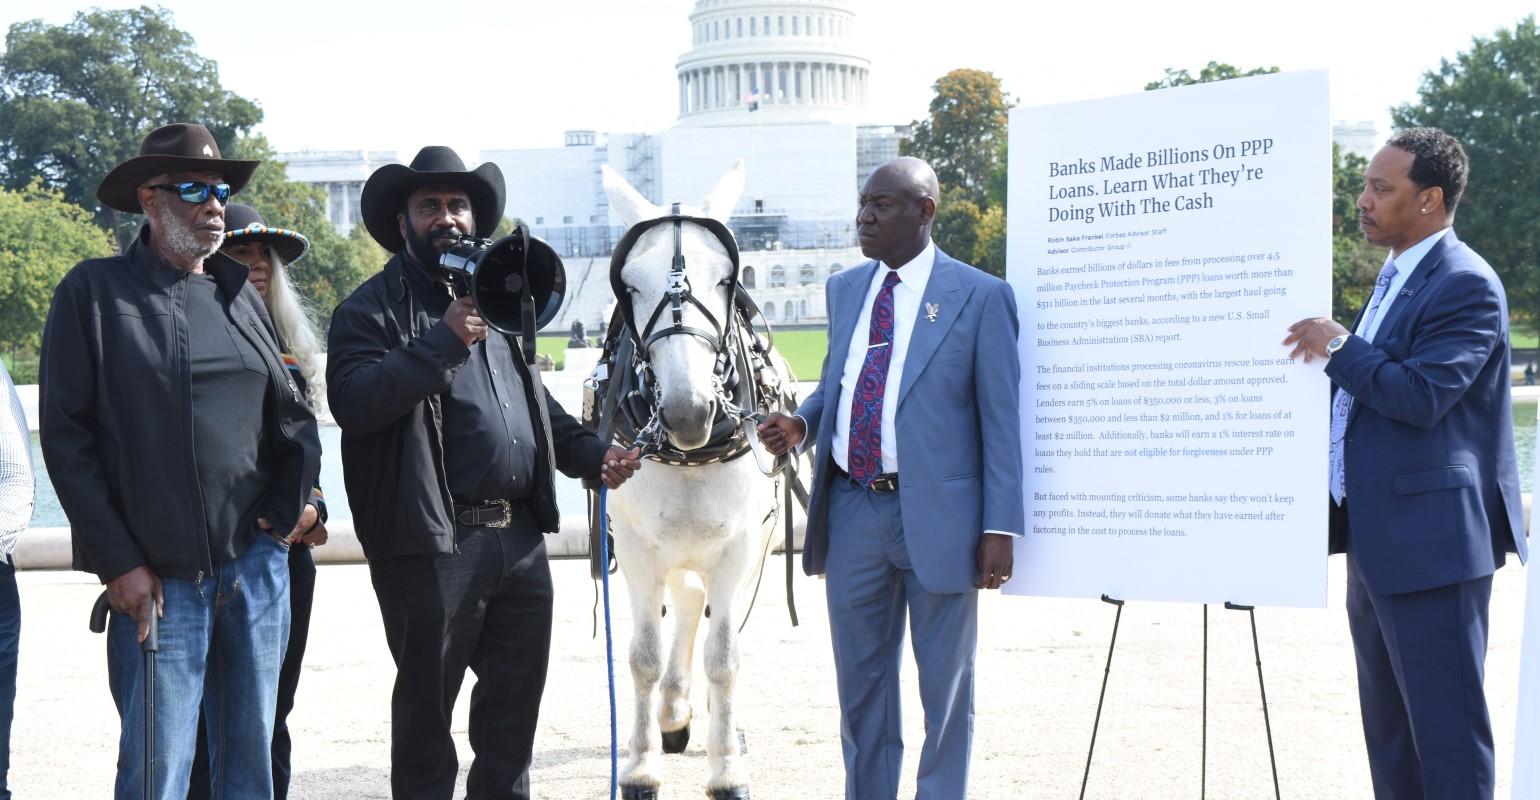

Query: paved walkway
left=7, top=556, right=1528, bottom=798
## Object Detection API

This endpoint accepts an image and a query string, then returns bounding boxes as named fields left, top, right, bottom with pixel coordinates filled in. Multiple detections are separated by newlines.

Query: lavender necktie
left=848, top=270, right=901, bottom=486
left=1330, top=260, right=1398, bottom=504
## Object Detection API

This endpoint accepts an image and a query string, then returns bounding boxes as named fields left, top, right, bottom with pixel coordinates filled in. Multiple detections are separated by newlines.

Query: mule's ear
left=698, top=159, right=745, bottom=224
left=602, top=164, right=657, bottom=229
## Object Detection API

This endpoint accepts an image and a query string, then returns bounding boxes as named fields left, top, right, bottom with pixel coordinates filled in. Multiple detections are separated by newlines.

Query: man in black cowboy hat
left=39, top=122, right=323, bottom=798
left=327, top=145, right=640, bottom=800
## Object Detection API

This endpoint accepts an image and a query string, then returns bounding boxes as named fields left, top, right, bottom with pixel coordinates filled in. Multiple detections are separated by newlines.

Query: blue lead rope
left=600, top=485, right=618, bottom=800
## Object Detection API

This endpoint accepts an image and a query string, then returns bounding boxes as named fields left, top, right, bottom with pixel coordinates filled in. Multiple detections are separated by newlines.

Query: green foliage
left=1331, top=143, right=1382, bottom=326
left=932, top=187, right=982, bottom=273
left=902, top=69, right=1012, bottom=276
left=1392, top=15, right=1540, bottom=334
left=0, top=179, right=113, bottom=350
left=1145, top=61, right=1281, bottom=90
left=228, top=135, right=378, bottom=321
left=901, top=69, right=1012, bottom=209
left=1331, top=143, right=1370, bottom=237
left=492, top=216, right=525, bottom=239
left=1, top=351, right=39, bottom=386
left=0, top=6, right=261, bottom=249
left=346, top=222, right=390, bottom=279
left=973, top=204, right=1008, bottom=278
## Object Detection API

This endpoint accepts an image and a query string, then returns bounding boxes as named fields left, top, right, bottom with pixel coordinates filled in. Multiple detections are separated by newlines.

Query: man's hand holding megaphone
left=446, top=295, right=488, bottom=345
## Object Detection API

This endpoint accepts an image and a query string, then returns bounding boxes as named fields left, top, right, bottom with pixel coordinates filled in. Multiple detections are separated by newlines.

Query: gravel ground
left=7, top=556, right=1528, bottom=799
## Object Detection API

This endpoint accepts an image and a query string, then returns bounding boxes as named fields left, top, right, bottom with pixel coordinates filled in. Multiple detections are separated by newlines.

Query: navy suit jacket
left=796, top=249, right=1025, bottom=593
left=1326, top=230, right=1528, bottom=595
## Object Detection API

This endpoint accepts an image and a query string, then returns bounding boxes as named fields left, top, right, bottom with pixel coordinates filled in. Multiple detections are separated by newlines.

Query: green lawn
left=539, top=330, right=829, bottom=380
left=763, top=330, right=828, bottom=381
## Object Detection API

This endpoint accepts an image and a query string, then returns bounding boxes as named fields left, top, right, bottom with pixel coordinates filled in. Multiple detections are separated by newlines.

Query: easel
left=1079, top=595, right=1281, bottom=800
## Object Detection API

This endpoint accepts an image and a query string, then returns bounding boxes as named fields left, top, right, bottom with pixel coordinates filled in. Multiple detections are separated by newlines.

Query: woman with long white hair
left=187, top=204, right=328, bottom=800
left=224, top=205, right=325, bottom=410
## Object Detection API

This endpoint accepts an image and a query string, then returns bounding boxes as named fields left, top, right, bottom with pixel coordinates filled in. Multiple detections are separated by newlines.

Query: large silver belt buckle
left=488, top=499, right=512, bottom=528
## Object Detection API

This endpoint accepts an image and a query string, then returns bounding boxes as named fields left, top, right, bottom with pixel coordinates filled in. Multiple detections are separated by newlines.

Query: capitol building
left=282, top=0, right=1378, bottom=334
left=284, top=0, right=902, bottom=332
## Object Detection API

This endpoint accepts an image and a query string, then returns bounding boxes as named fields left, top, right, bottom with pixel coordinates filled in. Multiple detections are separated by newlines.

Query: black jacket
left=39, top=232, right=323, bottom=582
left=326, top=253, right=605, bottom=559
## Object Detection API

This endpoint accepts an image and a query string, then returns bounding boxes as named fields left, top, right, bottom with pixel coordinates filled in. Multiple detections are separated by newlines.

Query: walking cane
left=90, top=590, right=159, bottom=798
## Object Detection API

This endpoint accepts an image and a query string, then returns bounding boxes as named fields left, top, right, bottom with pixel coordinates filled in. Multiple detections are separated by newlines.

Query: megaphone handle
left=521, top=295, right=538, bottom=365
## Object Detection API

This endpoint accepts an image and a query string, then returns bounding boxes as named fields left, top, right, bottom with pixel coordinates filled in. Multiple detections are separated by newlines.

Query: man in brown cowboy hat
left=326, top=145, right=640, bottom=800
left=39, top=123, right=323, bottom=799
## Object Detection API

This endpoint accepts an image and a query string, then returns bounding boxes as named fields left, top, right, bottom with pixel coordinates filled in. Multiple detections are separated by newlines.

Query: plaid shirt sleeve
left=0, top=364, right=34, bottom=557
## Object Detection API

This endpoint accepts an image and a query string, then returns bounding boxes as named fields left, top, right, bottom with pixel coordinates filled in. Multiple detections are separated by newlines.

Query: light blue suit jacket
left=1326, top=230, right=1528, bottom=595
left=796, top=249, right=1025, bottom=593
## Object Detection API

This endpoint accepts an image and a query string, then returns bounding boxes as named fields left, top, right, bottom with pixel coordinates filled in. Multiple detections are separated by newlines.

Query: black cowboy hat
left=359, top=146, right=506, bottom=253
left=221, top=204, right=310, bottom=266
left=96, top=123, right=260, bottom=214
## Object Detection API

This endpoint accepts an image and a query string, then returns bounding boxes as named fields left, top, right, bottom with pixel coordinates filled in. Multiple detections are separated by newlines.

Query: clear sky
left=1, top=0, right=1534, bottom=159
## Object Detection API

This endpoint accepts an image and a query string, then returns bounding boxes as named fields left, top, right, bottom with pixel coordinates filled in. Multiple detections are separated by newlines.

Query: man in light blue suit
left=758, top=157, right=1023, bottom=799
left=1285, top=128, right=1527, bottom=799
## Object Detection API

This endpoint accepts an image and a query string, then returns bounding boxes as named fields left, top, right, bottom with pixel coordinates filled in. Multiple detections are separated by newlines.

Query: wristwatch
left=1325, top=334, right=1349, bottom=358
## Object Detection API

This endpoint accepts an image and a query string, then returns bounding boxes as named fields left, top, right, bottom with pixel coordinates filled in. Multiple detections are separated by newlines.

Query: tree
left=932, top=187, right=983, bottom=275
left=493, top=216, right=527, bottom=239
left=0, top=179, right=112, bottom=351
left=1331, top=143, right=1382, bottom=325
left=903, top=69, right=1012, bottom=277
left=0, top=6, right=262, bottom=249
left=1145, top=61, right=1280, bottom=90
left=1392, top=15, right=1540, bottom=333
left=972, top=204, right=1007, bottom=278
left=901, top=69, right=1011, bottom=209
left=229, top=135, right=377, bottom=320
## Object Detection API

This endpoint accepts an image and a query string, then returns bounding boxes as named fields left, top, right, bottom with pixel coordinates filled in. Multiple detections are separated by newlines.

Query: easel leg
left=1079, top=595, right=1125, bottom=800
left=1224, top=602, right=1281, bottom=800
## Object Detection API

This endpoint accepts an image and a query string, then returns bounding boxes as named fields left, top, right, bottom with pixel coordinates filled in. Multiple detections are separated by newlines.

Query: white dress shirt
left=1357, top=227, right=1448, bottom=343
left=831, top=240, right=935, bottom=474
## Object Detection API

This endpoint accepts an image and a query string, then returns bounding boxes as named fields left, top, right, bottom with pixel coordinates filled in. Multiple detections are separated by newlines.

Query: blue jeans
left=0, top=558, right=18, bottom=800
left=108, top=535, right=290, bottom=800
left=188, top=542, right=315, bottom=800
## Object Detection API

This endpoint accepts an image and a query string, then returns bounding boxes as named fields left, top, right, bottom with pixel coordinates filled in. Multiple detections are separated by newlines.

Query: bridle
left=610, top=203, right=741, bottom=360
left=606, top=204, right=760, bottom=456
left=586, top=203, right=809, bottom=624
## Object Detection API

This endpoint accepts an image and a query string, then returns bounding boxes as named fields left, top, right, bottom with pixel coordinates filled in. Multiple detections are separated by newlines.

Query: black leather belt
left=833, top=466, right=900, bottom=493
left=453, top=499, right=528, bottom=528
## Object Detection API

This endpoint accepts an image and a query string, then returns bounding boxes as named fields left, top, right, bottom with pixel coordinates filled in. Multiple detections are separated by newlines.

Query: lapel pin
left=925, top=303, right=939, bottom=323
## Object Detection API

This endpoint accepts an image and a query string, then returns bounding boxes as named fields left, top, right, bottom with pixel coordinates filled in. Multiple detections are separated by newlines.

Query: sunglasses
left=150, top=181, right=231, bottom=205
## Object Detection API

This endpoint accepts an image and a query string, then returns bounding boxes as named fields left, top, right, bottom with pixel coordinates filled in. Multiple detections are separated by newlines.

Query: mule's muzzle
left=659, top=399, right=718, bottom=451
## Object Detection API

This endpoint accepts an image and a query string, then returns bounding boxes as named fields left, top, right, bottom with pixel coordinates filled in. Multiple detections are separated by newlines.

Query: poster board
left=1004, top=70, right=1331, bottom=607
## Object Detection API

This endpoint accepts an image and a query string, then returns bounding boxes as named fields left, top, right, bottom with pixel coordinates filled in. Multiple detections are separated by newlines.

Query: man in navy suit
left=1285, top=127, right=1527, bottom=798
left=758, top=157, right=1023, bottom=799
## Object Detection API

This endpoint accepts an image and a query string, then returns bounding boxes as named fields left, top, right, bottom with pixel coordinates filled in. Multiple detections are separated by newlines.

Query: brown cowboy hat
left=96, top=123, right=260, bottom=214
left=359, top=146, right=505, bottom=253
left=221, top=204, right=310, bottom=266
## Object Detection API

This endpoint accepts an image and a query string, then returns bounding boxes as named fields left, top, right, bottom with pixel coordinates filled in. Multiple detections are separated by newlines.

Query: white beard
left=156, top=209, right=222, bottom=265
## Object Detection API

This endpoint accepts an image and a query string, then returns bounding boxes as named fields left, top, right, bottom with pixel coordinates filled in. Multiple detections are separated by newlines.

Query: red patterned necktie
left=848, top=270, right=901, bottom=486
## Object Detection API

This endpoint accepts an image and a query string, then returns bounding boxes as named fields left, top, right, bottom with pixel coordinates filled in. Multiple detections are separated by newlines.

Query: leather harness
left=582, top=206, right=808, bottom=626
